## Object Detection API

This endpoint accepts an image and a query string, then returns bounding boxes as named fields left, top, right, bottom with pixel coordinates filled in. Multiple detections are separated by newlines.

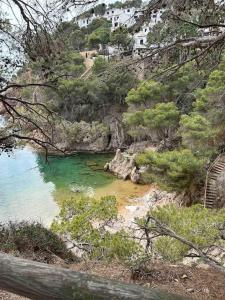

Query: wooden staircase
left=204, top=154, right=225, bottom=208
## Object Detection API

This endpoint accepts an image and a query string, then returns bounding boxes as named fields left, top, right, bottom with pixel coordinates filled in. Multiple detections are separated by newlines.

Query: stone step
left=206, top=205, right=214, bottom=209
left=206, top=192, right=216, bottom=196
left=206, top=189, right=217, bottom=193
left=206, top=198, right=215, bottom=202
left=212, top=167, right=225, bottom=172
left=206, top=200, right=214, bottom=203
left=206, top=187, right=217, bottom=191
left=206, top=194, right=216, bottom=198
left=208, top=176, right=218, bottom=180
left=214, top=162, right=225, bottom=167
left=206, top=198, right=216, bottom=202
left=206, top=194, right=217, bottom=197
left=211, top=169, right=222, bottom=174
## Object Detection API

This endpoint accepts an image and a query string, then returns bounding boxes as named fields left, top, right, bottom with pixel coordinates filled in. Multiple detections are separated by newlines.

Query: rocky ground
left=70, top=261, right=225, bottom=300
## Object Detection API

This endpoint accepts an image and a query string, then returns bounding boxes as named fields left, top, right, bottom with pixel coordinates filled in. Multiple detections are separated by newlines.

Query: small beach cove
left=0, top=146, right=151, bottom=226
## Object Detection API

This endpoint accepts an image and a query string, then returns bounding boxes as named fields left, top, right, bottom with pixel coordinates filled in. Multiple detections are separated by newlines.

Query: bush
left=125, top=80, right=167, bottom=106
left=0, top=221, right=75, bottom=263
left=136, top=204, right=225, bottom=262
left=136, top=149, right=206, bottom=193
left=52, top=195, right=141, bottom=261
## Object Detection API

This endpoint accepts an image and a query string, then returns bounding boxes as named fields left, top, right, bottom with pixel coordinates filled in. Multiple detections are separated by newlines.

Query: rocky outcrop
left=104, top=149, right=140, bottom=182
left=105, top=140, right=157, bottom=182
left=103, top=108, right=130, bottom=150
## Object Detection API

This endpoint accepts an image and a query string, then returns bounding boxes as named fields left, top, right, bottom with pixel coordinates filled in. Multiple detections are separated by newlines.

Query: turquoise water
left=0, top=147, right=114, bottom=225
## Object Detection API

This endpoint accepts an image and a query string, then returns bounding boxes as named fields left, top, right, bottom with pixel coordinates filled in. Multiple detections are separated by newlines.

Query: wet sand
left=95, top=179, right=150, bottom=209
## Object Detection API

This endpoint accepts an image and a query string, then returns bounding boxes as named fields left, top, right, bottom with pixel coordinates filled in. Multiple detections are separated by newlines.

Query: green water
left=0, top=147, right=114, bottom=225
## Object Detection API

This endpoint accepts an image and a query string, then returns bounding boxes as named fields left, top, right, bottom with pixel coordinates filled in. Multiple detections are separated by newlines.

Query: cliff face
left=56, top=116, right=128, bottom=153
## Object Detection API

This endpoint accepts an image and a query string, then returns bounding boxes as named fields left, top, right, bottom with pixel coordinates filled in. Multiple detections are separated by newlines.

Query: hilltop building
left=75, top=4, right=164, bottom=55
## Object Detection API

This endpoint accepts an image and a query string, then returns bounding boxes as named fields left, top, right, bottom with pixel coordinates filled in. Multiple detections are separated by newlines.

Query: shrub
left=52, top=195, right=141, bottom=261
left=136, top=204, right=225, bottom=263
left=136, top=149, right=206, bottom=193
left=0, top=221, right=75, bottom=263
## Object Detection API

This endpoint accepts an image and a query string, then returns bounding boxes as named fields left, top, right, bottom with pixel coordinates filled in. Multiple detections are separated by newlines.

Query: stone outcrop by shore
left=104, top=143, right=156, bottom=183
left=104, top=149, right=140, bottom=182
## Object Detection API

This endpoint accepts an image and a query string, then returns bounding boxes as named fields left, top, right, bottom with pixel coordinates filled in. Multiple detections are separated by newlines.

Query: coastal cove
left=0, top=147, right=149, bottom=226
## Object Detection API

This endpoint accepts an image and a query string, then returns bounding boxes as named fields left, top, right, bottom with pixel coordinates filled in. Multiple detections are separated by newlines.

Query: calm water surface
left=0, top=147, right=114, bottom=225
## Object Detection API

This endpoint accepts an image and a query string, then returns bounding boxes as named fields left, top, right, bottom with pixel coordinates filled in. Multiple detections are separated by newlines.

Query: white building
left=76, top=5, right=164, bottom=57
left=76, top=7, right=144, bottom=31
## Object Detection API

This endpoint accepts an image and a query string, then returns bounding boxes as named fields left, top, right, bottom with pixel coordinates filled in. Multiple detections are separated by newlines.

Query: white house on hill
left=77, top=7, right=144, bottom=31
left=76, top=5, right=164, bottom=55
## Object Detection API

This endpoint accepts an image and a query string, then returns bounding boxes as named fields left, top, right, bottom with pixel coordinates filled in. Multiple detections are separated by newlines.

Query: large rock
left=103, top=113, right=128, bottom=150
left=104, top=149, right=140, bottom=182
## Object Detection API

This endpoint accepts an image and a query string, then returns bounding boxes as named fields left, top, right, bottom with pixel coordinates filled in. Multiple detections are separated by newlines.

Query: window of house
left=140, top=39, right=143, bottom=45
left=87, top=20, right=89, bottom=24
left=127, top=9, right=130, bottom=12
left=153, top=14, right=157, bottom=18
left=83, top=20, right=85, bottom=23
left=112, top=11, right=114, bottom=13
left=154, top=9, right=157, bottom=13
left=107, top=11, right=109, bottom=14
left=115, top=22, right=118, bottom=27
left=145, top=28, right=147, bottom=32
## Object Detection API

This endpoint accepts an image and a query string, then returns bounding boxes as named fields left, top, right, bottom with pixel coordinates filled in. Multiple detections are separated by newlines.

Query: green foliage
left=0, top=221, right=74, bottom=263
left=85, top=18, right=111, bottom=35
left=140, top=204, right=225, bottom=262
left=179, top=56, right=225, bottom=157
left=194, top=58, right=225, bottom=116
left=52, top=63, right=136, bottom=121
left=110, top=27, right=132, bottom=49
left=109, top=0, right=142, bottom=9
left=58, top=77, right=108, bottom=121
left=78, top=4, right=106, bottom=19
left=92, top=56, right=108, bottom=74
left=124, top=102, right=180, bottom=139
left=54, top=21, right=86, bottom=51
left=52, top=196, right=140, bottom=261
left=144, top=102, right=179, bottom=131
left=53, top=51, right=85, bottom=78
left=88, top=25, right=110, bottom=49
left=93, top=3, right=107, bottom=15
left=136, top=149, right=206, bottom=192
left=125, top=80, right=167, bottom=106
left=105, top=67, right=137, bottom=104
left=123, top=111, right=144, bottom=126
left=180, top=113, right=216, bottom=155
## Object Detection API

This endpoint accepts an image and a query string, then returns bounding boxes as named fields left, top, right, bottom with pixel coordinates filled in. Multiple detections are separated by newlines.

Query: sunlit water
left=0, top=145, right=150, bottom=226
left=0, top=147, right=116, bottom=225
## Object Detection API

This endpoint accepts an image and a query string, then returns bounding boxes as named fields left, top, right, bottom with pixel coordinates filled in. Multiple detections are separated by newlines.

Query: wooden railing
left=0, top=253, right=192, bottom=300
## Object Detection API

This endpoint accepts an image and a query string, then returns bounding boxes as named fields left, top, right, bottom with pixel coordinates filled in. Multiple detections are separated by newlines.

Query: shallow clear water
left=0, top=147, right=114, bottom=225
